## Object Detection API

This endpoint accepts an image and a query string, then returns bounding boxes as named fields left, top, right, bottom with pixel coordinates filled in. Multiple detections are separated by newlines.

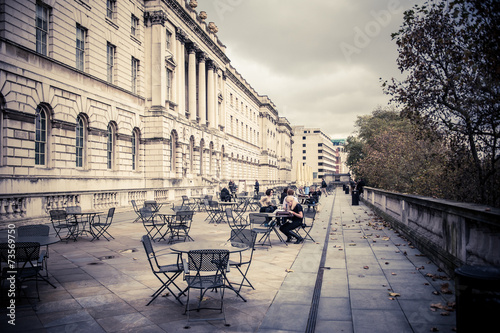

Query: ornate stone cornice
left=164, top=0, right=230, bottom=64
left=144, top=10, right=167, bottom=27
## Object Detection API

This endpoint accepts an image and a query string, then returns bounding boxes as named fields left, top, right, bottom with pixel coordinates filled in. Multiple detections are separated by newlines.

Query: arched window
left=35, top=106, right=47, bottom=166
left=107, top=123, right=115, bottom=169
left=189, top=136, right=194, bottom=173
left=169, top=132, right=176, bottom=172
left=131, top=129, right=139, bottom=170
left=76, top=115, right=86, bottom=168
left=199, top=140, right=204, bottom=175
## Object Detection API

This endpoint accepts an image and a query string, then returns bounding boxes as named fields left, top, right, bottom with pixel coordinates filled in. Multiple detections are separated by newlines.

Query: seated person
left=220, top=187, right=231, bottom=202
left=280, top=195, right=304, bottom=244
left=259, top=189, right=276, bottom=213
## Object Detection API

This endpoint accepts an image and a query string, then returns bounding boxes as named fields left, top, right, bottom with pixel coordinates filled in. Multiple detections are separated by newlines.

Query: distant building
left=0, top=0, right=292, bottom=221
left=291, top=126, right=337, bottom=184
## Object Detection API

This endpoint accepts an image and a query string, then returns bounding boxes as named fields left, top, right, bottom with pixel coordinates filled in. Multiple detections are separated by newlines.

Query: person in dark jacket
left=254, top=180, right=260, bottom=195
left=220, top=187, right=231, bottom=202
left=321, top=178, right=328, bottom=197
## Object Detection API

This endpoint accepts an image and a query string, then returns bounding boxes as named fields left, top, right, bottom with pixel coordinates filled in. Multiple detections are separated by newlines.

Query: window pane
left=76, top=117, right=84, bottom=167
left=35, top=107, right=46, bottom=165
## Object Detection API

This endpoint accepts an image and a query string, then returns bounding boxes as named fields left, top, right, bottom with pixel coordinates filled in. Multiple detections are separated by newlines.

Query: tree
left=384, top=0, right=500, bottom=206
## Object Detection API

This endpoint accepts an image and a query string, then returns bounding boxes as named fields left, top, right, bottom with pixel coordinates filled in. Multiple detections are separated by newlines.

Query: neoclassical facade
left=0, top=0, right=293, bottom=221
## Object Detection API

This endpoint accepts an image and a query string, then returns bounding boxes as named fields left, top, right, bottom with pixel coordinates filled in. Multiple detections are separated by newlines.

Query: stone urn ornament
left=199, top=11, right=207, bottom=21
left=189, top=0, right=198, bottom=9
left=208, top=22, right=218, bottom=33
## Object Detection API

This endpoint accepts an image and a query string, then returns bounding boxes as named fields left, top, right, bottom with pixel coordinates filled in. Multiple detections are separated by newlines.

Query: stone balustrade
left=363, top=187, right=500, bottom=276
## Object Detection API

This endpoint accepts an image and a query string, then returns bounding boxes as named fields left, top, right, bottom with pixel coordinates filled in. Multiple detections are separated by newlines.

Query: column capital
left=144, top=10, right=167, bottom=26
left=197, top=52, right=206, bottom=62
left=207, top=60, right=215, bottom=70
left=186, top=42, right=199, bottom=54
left=175, top=27, right=187, bottom=43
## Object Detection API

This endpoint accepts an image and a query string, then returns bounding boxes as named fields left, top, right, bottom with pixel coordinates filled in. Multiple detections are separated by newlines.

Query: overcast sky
left=196, top=0, right=422, bottom=139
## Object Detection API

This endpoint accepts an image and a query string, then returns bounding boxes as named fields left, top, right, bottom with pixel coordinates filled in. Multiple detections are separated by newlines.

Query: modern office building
left=0, top=0, right=293, bottom=221
left=291, top=126, right=337, bottom=184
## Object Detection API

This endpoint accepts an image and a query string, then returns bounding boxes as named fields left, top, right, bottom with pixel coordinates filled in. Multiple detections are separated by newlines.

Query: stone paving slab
left=0, top=188, right=457, bottom=332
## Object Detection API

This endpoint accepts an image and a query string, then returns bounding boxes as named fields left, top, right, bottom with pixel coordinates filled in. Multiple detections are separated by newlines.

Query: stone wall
left=362, top=187, right=500, bottom=276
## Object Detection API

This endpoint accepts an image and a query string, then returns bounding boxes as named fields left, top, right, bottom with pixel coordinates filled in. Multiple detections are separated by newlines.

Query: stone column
left=198, top=53, right=206, bottom=126
left=144, top=11, right=167, bottom=108
left=187, top=44, right=197, bottom=122
left=175, top=28, right=186, bottom=115
left=207, top=61, right=215, bottom=128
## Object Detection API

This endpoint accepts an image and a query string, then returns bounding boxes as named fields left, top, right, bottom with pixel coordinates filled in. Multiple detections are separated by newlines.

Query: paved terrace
left=1, top=188, right=457, bottom=332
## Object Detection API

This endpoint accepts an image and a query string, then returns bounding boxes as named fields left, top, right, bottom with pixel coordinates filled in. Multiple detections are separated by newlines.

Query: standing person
left=321, top=178, right=328, bottom=197
left=228, top=180, right=237, bottom=201
left=280, top=187, right=288, bottom=206
left=356, top=178, right=366, bottom=197
left=254, top=180, right=260, bottom=196
left=280, top=195, right=304, bottom=244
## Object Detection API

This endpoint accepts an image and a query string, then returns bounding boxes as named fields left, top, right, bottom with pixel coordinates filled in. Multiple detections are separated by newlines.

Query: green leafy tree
left=384, top=0, right=500, bottom=206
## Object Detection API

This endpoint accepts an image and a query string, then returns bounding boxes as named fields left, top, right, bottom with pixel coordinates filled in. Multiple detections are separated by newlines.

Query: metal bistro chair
left=181, top=195, right=196, bottom=211
left=90, top=207, right=115, bottom=241
left=139, top=207, right=168, bottom=242
left=298, top=206, right=316, bottom=242
left=0, top=242, right=44, bottom=302
left=207, top=200, right=223, bottom=224
left=49, top=209, right=78, bottom=242
left=183, top=249, right=230, bottom=324
left=168, top=210, right=195, bottom=243
left=18, top=225, right=50, bottom=277
left=248, top=213, right=274, bottom=247
left=141, top=235, right=185, bottom=306
left=229, top=229, right=257, bottom=292
left=131, top=200, right=142, bottom=223
left=225, top=208, right=250, bottom=242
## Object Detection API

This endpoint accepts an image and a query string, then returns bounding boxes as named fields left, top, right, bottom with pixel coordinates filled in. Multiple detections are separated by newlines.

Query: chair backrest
left=65, top=206, right=81, bottom=214
left=209, top=200, right=219, bottom=208
left=231, top=229, right=257, bottom=248
left=303, top=207, right=316, bottom=221
left=103, top=207, right=115, bottom=224
left=131, top=200, right=139, bottom=212
left=49, top=209, right=67, bottom=223
left=141, top=235, right=158, bottom=269
left=187, top=249, right=229, bottom=273
left=176, top=210, right=194, bottom=222
left=249, top=213, right=271, bottom=228
left=18, top=224, right=50, bottom=237
left=0, top=241, right=40, bottom=270
left=139, top=207, right=153, bottom=220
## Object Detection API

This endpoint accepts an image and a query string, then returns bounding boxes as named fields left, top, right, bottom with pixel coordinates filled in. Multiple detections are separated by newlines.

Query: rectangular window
left=107, top=42, right=115, bottom=83
left=131, top=15, right=139, bottom=36
left=302, top=156, right=306, bottom=160
left=318, top=143, right=323, bottom=147
left=76, top=25, right=85, bottom=71
left=166, top=68, right=173, bottom=100
left=132, top=132, right=137, bottom=170
left=318, top=150, right=323, bottom=154
left=36, top=2, right=49, bottom=55
left=302, top=150, right=306, bottom=154
left=166, top=29, right=172, bottom=49
left=106, top=0, right=115, bottom=20
left=302, top=144, right=306, bottom=147
left=302, top=136, right=306, bottom=140
left=131, top=57, right=139, bottom=93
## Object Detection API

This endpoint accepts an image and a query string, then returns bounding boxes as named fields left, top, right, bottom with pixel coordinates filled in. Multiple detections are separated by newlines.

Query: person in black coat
left=254, top=180, right=260, bottom=195
left=220, top=187, right=231, bottom=202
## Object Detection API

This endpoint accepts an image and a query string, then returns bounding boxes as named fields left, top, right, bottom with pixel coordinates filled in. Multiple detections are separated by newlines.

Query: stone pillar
left=144, top=11, right=167, bottom=108
left=175, top=28, right=186, bottom=115
left=207, top=61, right=215, bottom=129
left=187, top=45, right=197, bottom=121
left=198, top=53, right=206, bottom=126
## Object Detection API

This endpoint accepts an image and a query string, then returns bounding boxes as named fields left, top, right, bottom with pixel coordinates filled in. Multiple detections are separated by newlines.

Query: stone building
left=0, top=0, right=293, bottom=221
left=291, top=126, right=337, bottom=185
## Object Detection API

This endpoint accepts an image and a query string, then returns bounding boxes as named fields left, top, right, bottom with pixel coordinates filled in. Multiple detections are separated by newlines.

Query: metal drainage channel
left=305, top=191, right=336, bottom=333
